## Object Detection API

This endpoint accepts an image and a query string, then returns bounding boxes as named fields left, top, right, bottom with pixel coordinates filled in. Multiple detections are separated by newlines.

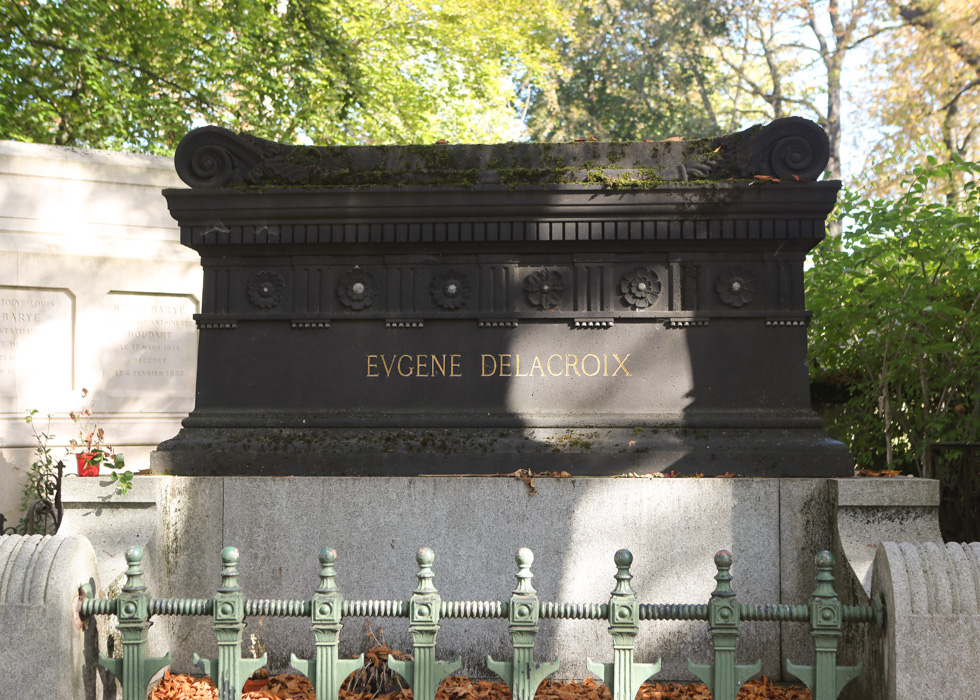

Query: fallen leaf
left=856, top=469, right=902, bottom=477
left=151, top=657, right=811, bottom=700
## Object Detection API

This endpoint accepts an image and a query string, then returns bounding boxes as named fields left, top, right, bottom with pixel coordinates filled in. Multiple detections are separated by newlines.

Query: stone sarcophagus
left=151, top=117, right=851, bottom=477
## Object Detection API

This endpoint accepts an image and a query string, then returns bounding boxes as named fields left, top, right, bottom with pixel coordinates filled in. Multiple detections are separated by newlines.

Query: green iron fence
left=80, top=546, right=881, bottom=700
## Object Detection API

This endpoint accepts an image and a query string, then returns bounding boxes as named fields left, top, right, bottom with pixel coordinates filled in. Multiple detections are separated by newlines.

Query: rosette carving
left=430, top=270, right=471, bottom=310
left=246, top=271, right=286, bottom=308
left=716, top=267, right=757, bottom=308
left=620, top=267, right=661, bottom=309
left=337, top=269, right=379, bottom=311
left=524, top=270, right=564, bottom=309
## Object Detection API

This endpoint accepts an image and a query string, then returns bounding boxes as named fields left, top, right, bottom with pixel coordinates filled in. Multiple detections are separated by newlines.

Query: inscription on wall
left=103, top=293, right=198, bottom=397
left=0, top=287, right=73, bottom=400
left=366, top=352, right=632, bottom=378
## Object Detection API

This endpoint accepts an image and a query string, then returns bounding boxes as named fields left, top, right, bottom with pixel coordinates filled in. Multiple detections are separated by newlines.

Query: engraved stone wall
left=0, top=140, right=201, bottom=518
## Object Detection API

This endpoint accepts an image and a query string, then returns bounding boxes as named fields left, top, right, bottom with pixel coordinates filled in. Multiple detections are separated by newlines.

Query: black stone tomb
left=151, top=117, right=852, bottom=477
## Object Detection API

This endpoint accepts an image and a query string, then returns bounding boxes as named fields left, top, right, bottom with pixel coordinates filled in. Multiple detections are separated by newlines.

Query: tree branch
left=889, top=0, right=980, bottom=80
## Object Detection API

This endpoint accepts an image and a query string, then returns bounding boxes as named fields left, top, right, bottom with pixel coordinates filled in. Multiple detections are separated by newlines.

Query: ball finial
left=516, top=547, right=534, bottom=567
left=126, top=545, right=144, bottom=564
left=320, top=547, right=337, bottom=566
left=614, top=549, right=633, bottom=567
left=815, top=550, right=834, bottom=568
left=221, top=546, right=239, bottom=565
left=417, top=547, right=435, bottom=567
left=714, top=550, right=733, bottom=568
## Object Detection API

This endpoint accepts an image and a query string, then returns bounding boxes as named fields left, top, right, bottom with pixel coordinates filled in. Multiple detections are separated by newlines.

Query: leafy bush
left=806, top=156, right=980, bottom=476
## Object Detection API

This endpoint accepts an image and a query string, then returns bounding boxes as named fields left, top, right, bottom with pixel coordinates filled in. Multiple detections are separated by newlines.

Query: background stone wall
left=0, top=140, right=200, bottom=520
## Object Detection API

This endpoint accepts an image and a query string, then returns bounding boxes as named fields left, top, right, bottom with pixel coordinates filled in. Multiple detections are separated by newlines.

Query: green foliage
left=807, top=156, right=980, bottom=475
left=526, top=0, right=727, bottom=141
left=0, top=0, right=570, bottom=152
left=20, top=409, right=58, bottom=534
left=108, top=467, right=134, bottom=495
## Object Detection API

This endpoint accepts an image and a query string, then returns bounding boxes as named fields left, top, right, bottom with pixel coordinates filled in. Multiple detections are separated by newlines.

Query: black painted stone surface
left=151, top=117, right=852, bottom=477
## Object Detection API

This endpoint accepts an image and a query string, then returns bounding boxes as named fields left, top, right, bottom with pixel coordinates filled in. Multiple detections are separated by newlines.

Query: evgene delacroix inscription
left=364, top=353, right=632, bottom=378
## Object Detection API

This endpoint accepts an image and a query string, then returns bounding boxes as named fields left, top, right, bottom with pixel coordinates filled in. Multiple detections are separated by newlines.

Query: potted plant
left=69, top=389, right=130, bottom=491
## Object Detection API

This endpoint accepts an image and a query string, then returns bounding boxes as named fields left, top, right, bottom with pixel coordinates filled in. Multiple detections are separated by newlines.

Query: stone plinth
left=153, top=118, right=849, bottom=477
left=59, top=474, right=902, bottom=683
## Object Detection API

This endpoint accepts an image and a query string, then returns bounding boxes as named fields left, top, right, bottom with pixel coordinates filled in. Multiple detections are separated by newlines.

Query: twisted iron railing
left=81, top=545, right=882, bottom=700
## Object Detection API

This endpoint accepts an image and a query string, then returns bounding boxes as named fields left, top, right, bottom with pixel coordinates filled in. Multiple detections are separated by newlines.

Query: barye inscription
left=0, top=287, right=73, bottom=400
left=365, top=353, right=631, bottom=378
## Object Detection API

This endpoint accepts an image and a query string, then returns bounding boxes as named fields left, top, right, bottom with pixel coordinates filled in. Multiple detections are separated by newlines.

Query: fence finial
left=713, top=550, right=735, bottom=598
left=318, top=547, right=338, bottom=593
left=612, top=549, right=634, bottom=597
left=514, top=547, right=535, bottom=595
left=123, top=545, right=147, bottom=593
left=813, top=551, right=835, bottom=599
left=218, top=546, right=240, bottom=593
left=415, top=547, right=437, bottom=594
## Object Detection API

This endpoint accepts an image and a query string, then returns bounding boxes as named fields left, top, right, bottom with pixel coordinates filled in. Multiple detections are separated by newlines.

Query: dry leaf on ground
left=152, top=672, right=811, bottom=700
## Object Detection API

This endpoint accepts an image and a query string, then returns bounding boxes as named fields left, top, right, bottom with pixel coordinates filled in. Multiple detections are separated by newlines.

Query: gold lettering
left=381, top=355, right=396, bottom=377
left=364, top=352, right=631, bottom=379
left=582, top=354, right=601, bottom=376
left=398, top=355, right=414, bottom=377
left=566, top=354, right=581, bottom=376
left=515, top=354, right=528, bottom=376
left=548, top=354, right=563, bottom=377
left=482, top=354, right=497, bottom=377
left=431, top=354, right=446, bottom=377
left=612, top=353, right=631, bottom=376
left=529, top=355, right=545, bottom=377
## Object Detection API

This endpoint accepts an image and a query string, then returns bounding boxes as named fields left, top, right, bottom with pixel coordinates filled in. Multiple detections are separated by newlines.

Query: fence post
left=291, top=548, right=365, bottom=700
left=389, top=547, right=462, bottom=700
left=687, top=550, right=761, bottom=700
left=587, top=549, right=661, bottom=700
left=785, top=551, right=863, bottom=700
left=97, top=545, right=171, bottom=700
left=487, top=548, right=560, bottom=700
left=193, top=546, right=266, bottom=700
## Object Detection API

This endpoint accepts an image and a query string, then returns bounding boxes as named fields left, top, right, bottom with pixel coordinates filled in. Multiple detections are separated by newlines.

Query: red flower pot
left=76, top=452, right=100, bottom=477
